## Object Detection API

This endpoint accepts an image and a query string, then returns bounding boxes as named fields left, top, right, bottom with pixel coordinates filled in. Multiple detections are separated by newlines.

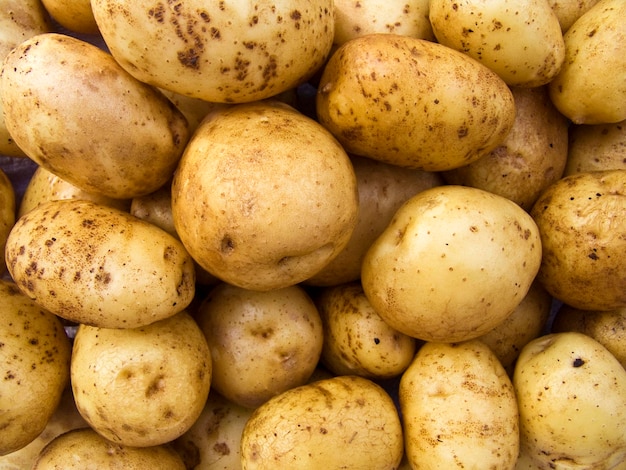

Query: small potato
left=195, top=282, right=323, bottom=409
left=71, top=312, right=212, bottom=447
left=564, top=119, right=626, bottom=176
left=41, top=0, right=99, bottom=34
left=0, top=168, right=15, bottom=275
left=0, top=279, right=71, bottom=456
left=316, top=34, right=516, bottom=171
left=6, top=199, right=196, bottom=329
left=240, top=375, right=404, bottom=469
left=547, top=0, right=602, bottom=32
left=399, top=340, right=519, bottom=469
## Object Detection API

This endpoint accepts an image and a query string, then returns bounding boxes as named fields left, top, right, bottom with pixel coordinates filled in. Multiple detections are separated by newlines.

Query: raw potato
left=429, top=0, right=565, bottom=87
left=32, top=427, right=186, bottom=469
left=240, top=375, right=404, bottom=469
left=564, top=119, right=626, bottom=176
left=0, top=280, right=71, bottom=456
left=91, top=0, right=334, bottom=103
left=0, top=168, right=15, bottom=275
left=6, top=199, right=196, bottom=329
left=362, top=185, right=542, bottom=343
left=41, top=0, right=99, bottom=34
left=316, top=34, right=516, bottom=171
left=548, top=0, right=626, bottom=124
left=514, top=332, right=626, bottom=468
left=195, top=282, right=323, bottom=409
left=547, top=0, right=602, bottom=32
left=171, top=100, right=359, bottom=291
left=399, top=340, right=519, bottom=469
left=71, top=312, right=212, bottom=447
left=530, top=170, right=626, bottom=311
left=0, top=33, right=190, bottom=199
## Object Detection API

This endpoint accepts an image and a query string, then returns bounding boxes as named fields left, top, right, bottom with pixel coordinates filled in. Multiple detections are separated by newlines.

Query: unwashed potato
left=195, top=282, right=323, bottom=409
left=547, top=0, right=602, bottom=32
left=0, top=279, right=71, bottom=456
left=0, top=32, right=190, bottom=199
left=530, top=169, right=626, bottom=311
left=564, top=119, right=626, bottom=176
left=240, top=375, right=404, bottom=469
left=71, top=312, right=212, bottom=447
left=399, top=340, right=519, bottom=469
left=316, top=34, right=516, bottom=171
left=41, top=0, right=99, bottom=34
left=362, top=184, right=542, bottom=343
left=6, top=199, right=196, bottom=328
left=0, top=168, right=15, bottom=274
left=514, top=332, right=626, bottom=468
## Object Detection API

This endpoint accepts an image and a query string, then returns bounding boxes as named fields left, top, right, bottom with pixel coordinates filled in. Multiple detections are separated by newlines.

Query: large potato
left=91, top=0, right=334, bottom=103
left=362, top=185, right=542, bottom=343
left=316, top=34, right=516, bottom=171
left=564, top=119, right=626, bottom=176
left=399, top=340, right=519, bottom=469
left=240, top=375, right=404, bottom=469
left=0, top=33, right=190, bottom=199
left=0, top=168, right=15, bottom=275
left=6, top=199, right=196, bottom=328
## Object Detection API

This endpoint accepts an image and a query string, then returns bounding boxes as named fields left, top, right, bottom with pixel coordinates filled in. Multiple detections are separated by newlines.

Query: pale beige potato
left=547, top=0, right=602, bottom=32
left=316, top=34, right=516, bottom=171
left=430, top=0, right=565, bottom=87
left=0, top=168, right=15, bottom=275
left=530, top=170, right=626, bottom=311
left=514, top=332, right=626, bottom=468
left=314, top=281, right=418, bottom=379
left=159, top=88, right=230, bottom=135
left=196, top=282, right=323, bottom=409
left=362, top=185, right=542, bottom=343
left=71, top=312, right=212, bottom=447
left=171, top=100, right=359, bottom=291
left=444, top=86, right=569, bottom=211
left=307, top=155, right=443, bottom=286
left=399, top=340, right=519, bottom=469
left=564, top=119, right=626, bottom=176
left=91, top=0, right=334, bottom=103
left=32, top=427, right=186, bottom=469
left=240, top=375, right=403, bottom=469
left=0, top=33, right=190, bottom=199
left=6, top=199, right=196, bottom=328
left=0, top=279, right=71, bottom=456
left=548, top=0, right=626, bottom=124
left=41, top=0, right=99, bottom=34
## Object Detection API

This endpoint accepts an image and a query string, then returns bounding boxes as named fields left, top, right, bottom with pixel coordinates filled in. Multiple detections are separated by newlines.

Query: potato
left=32, top=428, right=186, bottom=469
left=564, top=119, right=626, bottom=176
left=71, top=312, right=212, bottom=447
left=548, top=0, right=626, bottom=124
left=429, top=0, right=565, bottom=87
left=0, top=167, right=15, bottom=275
left=159, top=89, right=230, bottom=135
left=91, top=0, right=334, bottom=103
left=547, top=0, right=602, bottom=32
left=5, top=199, right=196, bottom=329
left=530, top=170, right=626, bottom=311
left=314, top=281, right=418, bottom=379
left=0, top=279, right=71, bottom=456
left=362, top=184, right=542, bottom=343
left=316, top=34, right=516, bottom=171
left=195, top=282, right=323, bottom=409
left=41, top=0, right=99, bottom=34
left=240, top=375, right=403, bottom=469
left=171, top=100, right=359, bottom=291
left=444, top=86, right=569, bottom=211
left=0, top=33, right=190, bottom=199
left=399, top=340, right=519, bottom=469
left=514, top=332, right=626, bottom=468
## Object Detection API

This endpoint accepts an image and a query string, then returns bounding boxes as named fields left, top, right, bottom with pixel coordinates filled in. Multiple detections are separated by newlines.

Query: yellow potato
left=41, top=0, right=99, bottom=34
left=0, top=168, right=15, bottom=275
left=399, top=340, right=519, bottom=469
left=6, top=199, right=196, bottom=328
left=362, top=185, right=542, bottom=343
left=71, top=312, right=212, bottom=447
left=547, top=0, right=602, bottom=32
left=91, top=0, right=334, bottom=103
left=0, top=33, right=190, bottom=199
left=316, top=34, right=516, bottom=171
left=564, top=119, right=626, bottom=176
left=240, top=375, right=404, bottom=469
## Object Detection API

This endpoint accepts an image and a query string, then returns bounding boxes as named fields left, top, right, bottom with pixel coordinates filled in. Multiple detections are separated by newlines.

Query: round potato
left=171, top=100, right=359, bottom=291
left=71, top=312, right=212, bottom=447
left=41, top=0, right=99, bottom=34
left=530, top=170, right=626, bottom=311
left=0, top=168, right=15, bottom=275
left=6, top=199, right=196, bottom=329
left=316, top=34, right=516, bottom=171
left=0, top=33, right=190, bottom=199
left=240, top=375, right=404, bottom=469
left=196, top=282, right=323, bottom=409
left=0, top=279, right=71, bottom=456
left=362, top=184, right=542, bottom=343
left=91, top=0, right=334, bottom=103
left=564, top=119, right=626, bottom=176
left=547, top=0, right=602, bottom=32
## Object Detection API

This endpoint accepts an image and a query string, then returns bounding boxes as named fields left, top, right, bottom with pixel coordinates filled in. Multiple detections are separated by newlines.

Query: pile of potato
left=1, top=0, right=625, bottom=468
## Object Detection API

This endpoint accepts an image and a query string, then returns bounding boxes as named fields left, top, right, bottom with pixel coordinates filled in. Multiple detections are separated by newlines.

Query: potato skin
left=6, top=199, right=196, bottom=328
left=564, top=119, right=626, bottom=176
left=0, top=168, right=15, bottom=275
left=40, top=0, right=99, bottom=34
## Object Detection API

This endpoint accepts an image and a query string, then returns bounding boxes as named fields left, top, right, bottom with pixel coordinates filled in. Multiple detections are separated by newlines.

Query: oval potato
left=547, top=0, right=602, bottom=33
left=564, top=119, right=626, bottom=176
left=41, top=0, right=99, bottom=34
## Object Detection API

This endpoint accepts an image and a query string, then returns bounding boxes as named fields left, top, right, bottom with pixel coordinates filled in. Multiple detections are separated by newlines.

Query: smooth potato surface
left=0, top=168, right=15, bottom=274
left=564, top=119, right=626, bottom=176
